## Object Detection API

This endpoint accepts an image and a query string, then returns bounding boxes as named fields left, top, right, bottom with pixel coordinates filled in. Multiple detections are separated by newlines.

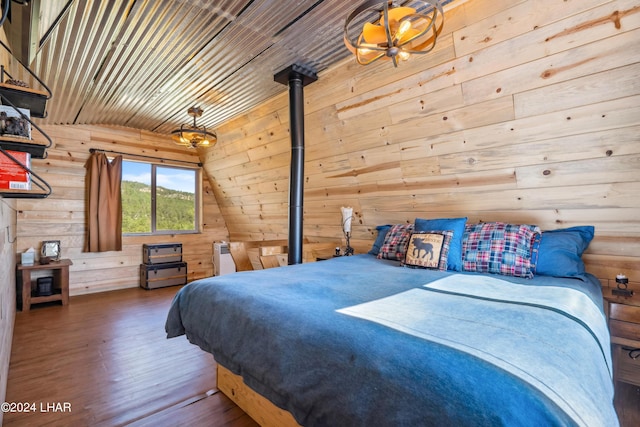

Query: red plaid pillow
left=377, top=224, right=414, bottom=261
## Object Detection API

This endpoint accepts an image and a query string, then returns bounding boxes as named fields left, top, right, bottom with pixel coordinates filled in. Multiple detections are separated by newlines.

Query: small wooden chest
left=143, top=243, right=183, bottom=264
left=140, top=261, right=187, bottom=289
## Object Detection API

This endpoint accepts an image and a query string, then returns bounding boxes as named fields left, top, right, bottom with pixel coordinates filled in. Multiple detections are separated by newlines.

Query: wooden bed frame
left=217, top=364, right=300, bottom=427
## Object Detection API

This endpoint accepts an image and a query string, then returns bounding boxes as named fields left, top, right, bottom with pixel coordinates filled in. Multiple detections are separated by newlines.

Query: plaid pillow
left=402, top=231, right=452, bottom=271
left=377, top=224, right=414, bottom=261
left=462, top=222, right=541, bottom=278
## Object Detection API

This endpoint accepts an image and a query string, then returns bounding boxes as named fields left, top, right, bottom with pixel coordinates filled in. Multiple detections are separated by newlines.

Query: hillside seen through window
left=121, top=160, right=198, bottom=234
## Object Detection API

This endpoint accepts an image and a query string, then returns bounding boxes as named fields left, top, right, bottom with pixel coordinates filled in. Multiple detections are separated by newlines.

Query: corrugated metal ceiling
left=3, top=0, right=453, bottom=136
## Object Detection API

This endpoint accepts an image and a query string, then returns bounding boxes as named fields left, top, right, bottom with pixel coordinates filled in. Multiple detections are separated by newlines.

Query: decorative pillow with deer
left=402, top=231, right=452, bottom=271
left=414, top=217, right=467, bottom=271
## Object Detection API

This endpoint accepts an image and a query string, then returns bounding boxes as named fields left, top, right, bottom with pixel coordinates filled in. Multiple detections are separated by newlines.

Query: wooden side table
left=16, top=259, right=72, bottom=312
left=605, top=292, right=640, bottom=386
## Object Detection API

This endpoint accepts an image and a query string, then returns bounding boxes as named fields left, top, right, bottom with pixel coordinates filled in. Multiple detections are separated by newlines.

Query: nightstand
left=605, top=292, right=640, bottom=386
left=16, top=259, right=72, bottom=312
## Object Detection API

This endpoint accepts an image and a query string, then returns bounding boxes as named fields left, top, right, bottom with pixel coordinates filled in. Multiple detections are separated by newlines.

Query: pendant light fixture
left=171, top=106, right=217, bottom=148
left=344, top=0, right=444, bottom=67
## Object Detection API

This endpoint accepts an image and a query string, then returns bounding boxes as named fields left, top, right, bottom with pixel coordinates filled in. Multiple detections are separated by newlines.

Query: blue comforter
left=165, top=254, right=618, bottom=426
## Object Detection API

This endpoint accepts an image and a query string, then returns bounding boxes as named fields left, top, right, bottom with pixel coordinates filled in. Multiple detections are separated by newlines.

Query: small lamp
left=612, top=274, right=633, bottom=297
left=341, top=206, right=355, bottom=256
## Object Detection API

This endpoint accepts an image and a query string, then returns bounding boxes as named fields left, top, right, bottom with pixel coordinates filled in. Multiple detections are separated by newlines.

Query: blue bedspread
left=165, top=254, right=618, bottom=426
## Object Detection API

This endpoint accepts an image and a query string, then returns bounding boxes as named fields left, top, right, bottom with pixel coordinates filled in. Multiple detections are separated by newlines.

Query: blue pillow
left=368, top=224, right=392, bottom=255
left=414, top=217, right=467, bottom=271
left=536, top=226, right=594, bottom=277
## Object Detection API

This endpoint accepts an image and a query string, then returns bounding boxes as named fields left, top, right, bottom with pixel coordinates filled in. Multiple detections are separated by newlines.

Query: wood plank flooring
left=4, top=286, right=258, bottom=427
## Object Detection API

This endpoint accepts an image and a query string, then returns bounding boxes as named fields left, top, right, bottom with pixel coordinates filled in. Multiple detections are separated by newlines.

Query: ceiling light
left=344, top=0, right=444, bottom=67
left=171, top=106, right=217, bottom=148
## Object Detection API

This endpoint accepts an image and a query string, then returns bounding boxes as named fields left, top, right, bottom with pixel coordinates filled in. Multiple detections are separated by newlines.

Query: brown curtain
left=85, top=152, right=123, bottom=252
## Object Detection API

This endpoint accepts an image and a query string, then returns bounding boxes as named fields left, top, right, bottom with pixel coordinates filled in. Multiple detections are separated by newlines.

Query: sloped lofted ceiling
left=2, top=0, right=454, bottom=138
left=2, top=0, right=363, bottom=136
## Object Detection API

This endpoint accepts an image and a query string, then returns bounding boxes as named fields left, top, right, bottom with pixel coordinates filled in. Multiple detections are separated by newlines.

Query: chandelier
left=344, top=0, right=444, bottom=67
left=171, top=106, right=217, bottom=148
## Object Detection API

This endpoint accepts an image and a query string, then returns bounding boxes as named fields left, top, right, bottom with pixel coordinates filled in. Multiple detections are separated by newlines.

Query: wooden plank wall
left=0, top=27, right=17, bottom=424
left=0, top=198, right=16, bottom=425
left=203, top=0, right=640, bottom=283
left=15, top=125, right=230, bottom=295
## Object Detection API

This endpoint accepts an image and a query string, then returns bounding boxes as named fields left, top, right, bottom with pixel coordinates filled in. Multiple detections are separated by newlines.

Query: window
left=121, top=160, right=200, bottom=235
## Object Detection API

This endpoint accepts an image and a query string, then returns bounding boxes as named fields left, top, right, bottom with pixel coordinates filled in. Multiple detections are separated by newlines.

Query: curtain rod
left=89, top=148, right=202, bottom=167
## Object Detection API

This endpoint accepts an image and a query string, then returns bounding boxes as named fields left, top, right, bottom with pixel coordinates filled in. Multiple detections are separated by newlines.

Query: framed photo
left=41, top=240, right=61, bottom=261
left=0, top=106, right=31, bottom=139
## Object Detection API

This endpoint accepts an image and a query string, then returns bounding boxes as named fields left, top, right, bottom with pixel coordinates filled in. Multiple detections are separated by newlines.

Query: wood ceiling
left=2, top=0, right=454, bottom=137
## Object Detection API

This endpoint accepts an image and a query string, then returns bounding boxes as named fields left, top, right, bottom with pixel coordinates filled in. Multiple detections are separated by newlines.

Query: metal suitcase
left=140, top=261, right=187, bottom=289
left=143, top=243, right=182, bottom=264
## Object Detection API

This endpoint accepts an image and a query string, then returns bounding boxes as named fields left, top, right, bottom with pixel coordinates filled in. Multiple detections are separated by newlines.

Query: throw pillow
left=462, top=222, right=541, bottom=279
left=377, top=224, right=414, bottom=261
left=536, top=226, right=594, bottom=277
left=414, top=217, right=467, bottom=271
left=403, top=231, right=452, bottom=271
left=368, top=224, right=393, bottom=256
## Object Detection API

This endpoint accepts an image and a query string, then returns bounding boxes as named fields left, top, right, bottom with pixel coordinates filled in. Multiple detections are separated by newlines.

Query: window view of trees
left=121, top=160, right=198, bottom=234
left=121, top=181, right=152, bottom=233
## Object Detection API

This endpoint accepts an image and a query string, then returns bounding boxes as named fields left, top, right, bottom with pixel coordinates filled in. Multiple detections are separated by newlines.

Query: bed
left=165, top=222, right=619, bottom=426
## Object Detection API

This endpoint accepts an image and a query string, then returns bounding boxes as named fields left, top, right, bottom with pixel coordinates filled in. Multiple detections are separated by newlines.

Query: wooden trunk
left=140, top=262, right=188, bottom=289
left=143, top=243, right=183, bottom=264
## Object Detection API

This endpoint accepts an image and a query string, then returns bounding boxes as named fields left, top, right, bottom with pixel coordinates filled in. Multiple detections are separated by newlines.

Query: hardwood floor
left=4, top=286, right=258, bottom=427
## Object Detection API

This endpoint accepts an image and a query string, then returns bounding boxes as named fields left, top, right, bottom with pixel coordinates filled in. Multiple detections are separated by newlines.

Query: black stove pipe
left=288, top=73, right=304, bottom=265
left=274, top=65, right=317, bottom=265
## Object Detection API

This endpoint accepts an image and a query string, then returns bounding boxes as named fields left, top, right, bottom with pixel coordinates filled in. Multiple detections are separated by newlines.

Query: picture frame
left=41, top=240, right=61, bottom=262
left=0, top=106, right=31, bottom=139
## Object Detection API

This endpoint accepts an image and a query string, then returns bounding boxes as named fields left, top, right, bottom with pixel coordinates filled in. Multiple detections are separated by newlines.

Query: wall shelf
left=0, top=146, right=52, bottom=198
left=0, top=189, right=51, bottom=199
left=0, top=81, right=49, bottom=118
left=0, top=36, right=53, bottom=198
left=0, top=136, right=48, bottom=158
left=0, top=43, right=52, bottom=119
